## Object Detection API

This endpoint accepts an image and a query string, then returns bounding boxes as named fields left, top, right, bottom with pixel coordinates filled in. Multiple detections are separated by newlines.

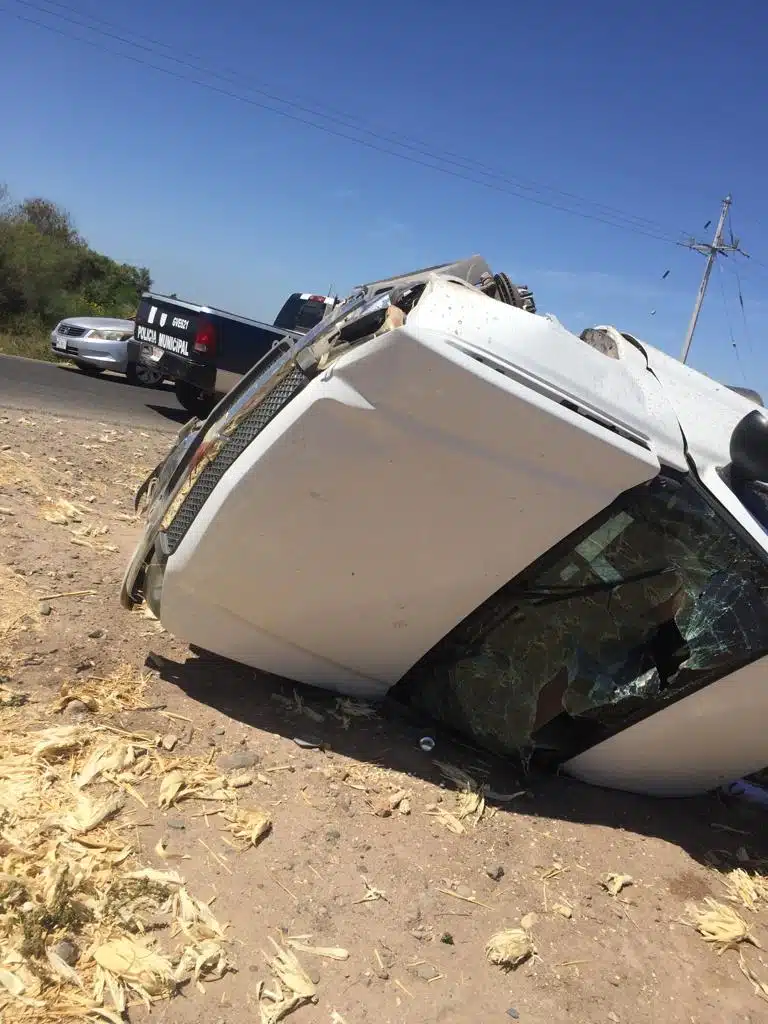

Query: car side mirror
left=730, top=408, right=768, bottom=483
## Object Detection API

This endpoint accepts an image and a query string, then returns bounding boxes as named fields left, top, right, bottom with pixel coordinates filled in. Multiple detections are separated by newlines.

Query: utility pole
left=679, top=195, right=747, bottom=364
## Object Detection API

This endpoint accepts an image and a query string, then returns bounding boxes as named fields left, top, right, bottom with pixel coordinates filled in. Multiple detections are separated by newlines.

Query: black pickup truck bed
left=127, top=291, right=335, bottom=416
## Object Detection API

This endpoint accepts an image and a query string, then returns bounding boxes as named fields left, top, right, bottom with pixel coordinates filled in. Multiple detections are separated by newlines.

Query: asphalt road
left=0, top=355, right=189, bottom=431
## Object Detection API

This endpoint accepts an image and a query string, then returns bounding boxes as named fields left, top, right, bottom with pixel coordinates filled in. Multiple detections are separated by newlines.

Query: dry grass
left=0, top=566, right=38, bottom=671
left=0, top=717, right=246, bottom=1022
left=0, top=434, right=146, bottom=512
left=0, top=449, right=54, bottom=500
left=739, top=955, right=768, bottom=1002
left=0, top=333, right=57, bottom=364
left=54, top=666, right=150, bottom=716
left=0, top=449, right=94, bottom=515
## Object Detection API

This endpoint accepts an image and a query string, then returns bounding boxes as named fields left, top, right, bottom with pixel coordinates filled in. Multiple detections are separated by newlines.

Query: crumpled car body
left=122, top=257, right=768, bottom=797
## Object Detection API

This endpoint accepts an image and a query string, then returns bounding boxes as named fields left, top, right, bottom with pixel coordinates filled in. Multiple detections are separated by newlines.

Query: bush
left=0, top=184, right=152, bottom=353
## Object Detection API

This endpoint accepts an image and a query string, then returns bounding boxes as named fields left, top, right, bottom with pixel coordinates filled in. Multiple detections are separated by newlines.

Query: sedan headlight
left=86, top=330, right=132, bottom=341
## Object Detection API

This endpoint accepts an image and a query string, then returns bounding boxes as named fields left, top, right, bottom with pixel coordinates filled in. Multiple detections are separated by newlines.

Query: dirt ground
left=2, top=410, right=768, bottom=1024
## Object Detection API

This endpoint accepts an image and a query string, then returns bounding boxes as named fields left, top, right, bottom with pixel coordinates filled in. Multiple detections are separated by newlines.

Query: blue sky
left=2, top=0, right=767, bottom=391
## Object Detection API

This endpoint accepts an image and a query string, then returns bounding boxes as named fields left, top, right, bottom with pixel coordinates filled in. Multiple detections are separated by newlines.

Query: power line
left=16, top=0, right=694, bottom=241
left=742, top=253, right=768, bottom=273
left=726, top=210, right=768, bottom=276
left=725, top=261, right=757, bottom=365
left=4, top=0, right=690, bottom=245
left=717, top=260, right=747, bottom=386
left=720, top=254, right=768, bottom=295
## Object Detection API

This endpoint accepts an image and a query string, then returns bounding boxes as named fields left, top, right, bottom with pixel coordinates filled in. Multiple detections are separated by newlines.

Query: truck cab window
left=273, top=295, right=328, bottom=333
left=396, top=472, right=768, bottom=759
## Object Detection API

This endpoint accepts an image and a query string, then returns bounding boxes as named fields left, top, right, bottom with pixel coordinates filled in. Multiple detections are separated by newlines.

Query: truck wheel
left=127, top=362, right=164, bottom=387
left=175, top=381, right=215, bottom=418
left=493, top=273, right=537, bottom=314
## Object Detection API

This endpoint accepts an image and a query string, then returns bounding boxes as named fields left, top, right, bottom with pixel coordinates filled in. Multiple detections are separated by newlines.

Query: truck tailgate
left=134, top=297, right=200, bottom=359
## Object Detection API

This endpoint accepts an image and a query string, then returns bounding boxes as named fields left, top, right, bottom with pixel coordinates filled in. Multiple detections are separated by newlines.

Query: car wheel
left=76, top=364, right=105, bottom=377
left=175, top=381, right=215, bottom=418
left=492, top=273, right=537, bottom=314
left=127, top=362, right=164, bottom=387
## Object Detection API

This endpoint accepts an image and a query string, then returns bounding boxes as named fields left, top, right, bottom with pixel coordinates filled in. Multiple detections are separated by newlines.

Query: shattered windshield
left=396, top=472, right=768, bottom=760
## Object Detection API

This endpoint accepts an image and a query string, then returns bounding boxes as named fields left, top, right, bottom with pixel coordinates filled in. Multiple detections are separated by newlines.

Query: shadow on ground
left=149, top=646, right=768, bottom=876
left=58, top=364, right=190, bottom=426
left=144, top=403, right=191, bottom=426
left=59, top=365, right=173, bottom=394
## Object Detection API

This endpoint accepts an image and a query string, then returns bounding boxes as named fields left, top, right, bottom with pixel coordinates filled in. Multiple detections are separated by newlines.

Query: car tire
left=175, top=381, right=215, bottom=418
left=76, top=364, right=105, bottom=377
left=127, top=362, right=164, bottom=388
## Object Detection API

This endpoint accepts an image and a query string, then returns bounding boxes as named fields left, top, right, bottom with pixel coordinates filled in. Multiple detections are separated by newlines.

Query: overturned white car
left=122, top=256, right=768, bottom=797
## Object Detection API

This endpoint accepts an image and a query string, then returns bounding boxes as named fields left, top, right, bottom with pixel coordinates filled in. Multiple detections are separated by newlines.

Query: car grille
left=58, top=324, right=88, bottom=337
left=165, top=364, right=308, bottom=554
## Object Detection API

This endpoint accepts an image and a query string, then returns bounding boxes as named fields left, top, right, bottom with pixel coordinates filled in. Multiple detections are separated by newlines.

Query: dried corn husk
left=94, top=936, right=175, bottom=992
left=126, top=867, right=184, bottom=888
left=429, top=808, right=465, bottom=835
left=723, top=868, right=768, bottom=911
left=58, top=791, right=126, bottom=834
left=258, top=986, right=305, bottom=1024
left=158, top=769, right=187, bottom=809
left=0, top=967, right=25, bottom=996
left=75, top=741, right=135, bottom=788
left=601, top=872, right=633, bottom=897
left=686, top=899, right=759, bottom=953
left=286, top=939, right=349, bottom=960
left=32, top=724, right=87, bottom=759
left=46, top=948, right=84, bottom=989
left=223, top=807, right=272, bottom=847
left=434, top=760, right=485, bottom=825
left=172, top=887, right=225, bottom=939
left=258, top=937, right=318, bottom=1022
left=264, top=938, right=317, bottom=1000
left=485, top=927, right=535, bottom=969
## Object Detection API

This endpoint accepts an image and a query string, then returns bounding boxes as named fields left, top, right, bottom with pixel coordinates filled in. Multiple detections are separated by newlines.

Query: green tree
left=0, top=184, right=153, bottom=334
left=16, top=197, right=81, bottom=245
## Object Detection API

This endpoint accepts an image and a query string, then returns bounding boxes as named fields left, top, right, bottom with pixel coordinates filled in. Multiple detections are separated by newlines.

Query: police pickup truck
left=128, top=291, right=336, bottom=416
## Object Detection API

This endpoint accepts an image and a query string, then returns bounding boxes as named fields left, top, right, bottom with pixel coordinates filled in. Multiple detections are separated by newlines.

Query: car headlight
left=86, top=330, right=132, bottom=341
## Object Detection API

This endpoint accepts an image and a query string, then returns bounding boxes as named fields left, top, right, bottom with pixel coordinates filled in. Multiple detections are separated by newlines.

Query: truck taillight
left=193, top=320, right=216, bottom=354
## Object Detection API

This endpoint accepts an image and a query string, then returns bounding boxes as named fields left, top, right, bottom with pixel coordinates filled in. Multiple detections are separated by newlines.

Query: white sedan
left=51, top=316, right=164, bottom=386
